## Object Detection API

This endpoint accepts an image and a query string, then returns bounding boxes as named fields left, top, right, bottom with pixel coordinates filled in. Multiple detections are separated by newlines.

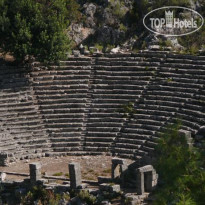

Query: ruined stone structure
left=0, top=51, right=204, bottom=164
left=136, top=165, right=158, bottom=195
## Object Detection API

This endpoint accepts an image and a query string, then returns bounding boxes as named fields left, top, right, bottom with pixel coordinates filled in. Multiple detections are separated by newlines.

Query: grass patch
left=53, top=172, right=63, bottom=177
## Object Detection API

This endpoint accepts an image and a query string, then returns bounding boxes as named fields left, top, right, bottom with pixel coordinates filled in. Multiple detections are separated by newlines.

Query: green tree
left=66, top=0, right=82, bottom=23
left=0, top=0, right=80, bottom=63
left=154, top=121, right=205, bottom=205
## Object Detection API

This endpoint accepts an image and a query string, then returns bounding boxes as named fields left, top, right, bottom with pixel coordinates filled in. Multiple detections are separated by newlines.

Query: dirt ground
left=0, top=155, right=133, bottom=181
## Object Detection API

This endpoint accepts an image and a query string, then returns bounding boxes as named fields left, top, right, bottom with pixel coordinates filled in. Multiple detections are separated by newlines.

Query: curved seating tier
left=0, top=64, right=50, bottom=160
left=0, top=52, right=204, bottom=162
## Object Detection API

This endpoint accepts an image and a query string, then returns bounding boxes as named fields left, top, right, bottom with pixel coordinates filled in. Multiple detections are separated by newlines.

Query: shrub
left=153, top=121, right=205, bottom=205
left=21, top=186, right=70, bottom=205
left=94, top=43, right=103, bottom=52
left=109, top=0, right=127, bottom=19
left=120, top=102, right=136, bottom=118
left=105, top=44, right=115, bottom=53
left=119, top=23, right=127, bottom=32
left=65, top=0, right=83, bottom=23
left=78, top=190, right=97, bottom=205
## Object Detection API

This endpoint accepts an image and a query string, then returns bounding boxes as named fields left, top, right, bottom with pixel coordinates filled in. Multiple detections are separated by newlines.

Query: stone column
left=69, top=163, right=82, bottom=189
left=29, top=162, right=41, bottom=184
left=137, top=170, right=144, bottom=195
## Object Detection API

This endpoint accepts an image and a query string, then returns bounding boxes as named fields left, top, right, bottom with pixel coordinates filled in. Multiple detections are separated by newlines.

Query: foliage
left=153, top=121, right=205, bottom=205
left=178, top=24, right=205, bottom=55
left=0, top=0, right=82, bottom=63
left=77, top=190, right=97, bottom=205
left=119, top=23, right=127, bottom=32
left=65, top=0, right=82, bottom=23
left=159, top=39, right=172, bottom=48
left=120, top=102, right=136, bottom=117
left=105, top=44, right=115, bottom=53
left=130, top=0, right=150, bottom=23
left=21, top=186, right=70, bottom=205
left=153, top=0, right=190, bottom=8
left=94, top=43, right=103, bottom=52
left=109, top=0, right=127, bottom=19
left=65, top=173, right=69, bottom=178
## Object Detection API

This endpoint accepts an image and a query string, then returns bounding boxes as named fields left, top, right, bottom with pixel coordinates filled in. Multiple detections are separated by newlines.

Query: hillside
left=68, top=0, right=205, bottom=54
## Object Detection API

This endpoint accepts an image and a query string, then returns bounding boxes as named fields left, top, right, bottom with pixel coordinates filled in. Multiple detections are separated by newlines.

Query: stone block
left=29, top=162, right=41, bottom=184
left=99, top=183, right=121, bottom=193
left=0, top=152, right=9, bottom=166
left=111, top=158, right=128, bottom=181
left=69, top=163, right=82, bottom=189
left=98, top=176, right=112, bottom=184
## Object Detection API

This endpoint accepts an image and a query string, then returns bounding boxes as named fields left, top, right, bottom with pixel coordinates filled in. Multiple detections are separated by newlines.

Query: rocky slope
left=68, top=0, right=205, bottom=53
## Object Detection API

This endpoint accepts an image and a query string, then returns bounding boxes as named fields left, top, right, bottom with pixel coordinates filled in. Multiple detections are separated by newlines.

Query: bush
left=94, top=43, right=103, bottom=52
left=78, top=190, right=97, bottom=205
left=109, top=0, right=127, bottom=19
left=119, top=23, right=127, bottom=32
left=21, top=186, right=70, bottom=205
left=178, top=24, right=205, bottom=55
left=66, top=0, right=83, bottom=23
left=0, top=0, right=81, bottom=63
left=153, top=121, right=205, bottom=205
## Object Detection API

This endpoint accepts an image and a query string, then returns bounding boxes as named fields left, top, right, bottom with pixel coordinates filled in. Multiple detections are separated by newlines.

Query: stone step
left=51, top=142, right=81, bottom=148
left=31, top=70, right=91, bottom=77
left=44, top=151, right=101, bottom=157
left=41, top=108, right=86, bottom=114
left=39, top=103, right=86, bottom=109
left=45, top=123, right=83, bottom=128
left=50, top=137, right=82, bottom=142
left=85, top=137, right=115, bottom=142
left=84, top=147, right=109, bottom=152
left=115, top=143, right=141, bottom=149
left=52, top=147, right=82, bottom=152
left=36, top=94, right=88, bottom=100
left=34, top=89, right=88, bottom=95
left=33, top=85, right=89, bottom=90
left=33, top=75, right=91, bottom=82
left=117, top=138, right=146, bottom=145
left=38, top=98, right=88, bottom=104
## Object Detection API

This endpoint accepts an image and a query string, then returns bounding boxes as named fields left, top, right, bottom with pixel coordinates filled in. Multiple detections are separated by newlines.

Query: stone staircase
left=0, top=51, right=204, bottom=162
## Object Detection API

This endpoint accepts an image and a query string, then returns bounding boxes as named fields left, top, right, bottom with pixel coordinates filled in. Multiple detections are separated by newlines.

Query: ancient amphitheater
left=0, top=50, right=205, bottom=165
